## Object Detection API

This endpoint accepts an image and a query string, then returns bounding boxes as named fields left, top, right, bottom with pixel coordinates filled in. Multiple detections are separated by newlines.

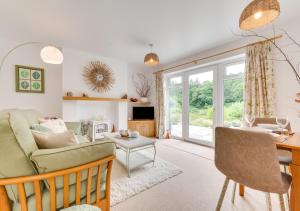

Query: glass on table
left=244, top=114, right=255, bottom=127
left=276, top=117, right=289, bottom=135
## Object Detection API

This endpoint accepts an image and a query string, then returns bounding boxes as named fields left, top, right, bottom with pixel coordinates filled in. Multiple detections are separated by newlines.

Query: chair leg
left=216, top=177, right=230, bottom=211
left=265, top=193, right=272, bottom=211
left=278, top=194, right=286, bottom=211
left=231, top=182, right=237, bottom=204
left=284, top=165, right=287, bottom=174
left=286, top=190, right=290, bottom=208
left=283, top=165, right=290, bottom=205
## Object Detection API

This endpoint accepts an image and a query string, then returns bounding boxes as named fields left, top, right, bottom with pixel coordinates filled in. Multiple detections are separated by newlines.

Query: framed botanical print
left=15, top=65, right=45, bottom=93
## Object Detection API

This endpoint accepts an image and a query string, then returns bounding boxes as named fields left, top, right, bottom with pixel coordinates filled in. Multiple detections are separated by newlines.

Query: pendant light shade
left=239, top=0, right=280, bottom=30
left=144, top=44, right=159, bottom=66
left=40, top=46, right=64, bottom=64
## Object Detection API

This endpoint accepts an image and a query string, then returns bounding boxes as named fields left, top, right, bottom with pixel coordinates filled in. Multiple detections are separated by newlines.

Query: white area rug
left=110, top=151, right=183, bottom=206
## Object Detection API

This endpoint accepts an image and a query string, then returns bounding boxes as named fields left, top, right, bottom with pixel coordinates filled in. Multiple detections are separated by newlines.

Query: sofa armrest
left=30, top=140, right=115, bottom=173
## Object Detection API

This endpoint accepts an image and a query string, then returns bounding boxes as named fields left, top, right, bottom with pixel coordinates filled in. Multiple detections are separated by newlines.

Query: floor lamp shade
left=40, top=46, right=64, bottom=64
left=239, top=0, right=280, bottom=30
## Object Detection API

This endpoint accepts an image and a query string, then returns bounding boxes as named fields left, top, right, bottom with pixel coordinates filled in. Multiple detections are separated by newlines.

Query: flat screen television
left=133, top=106, right=154, bottom=120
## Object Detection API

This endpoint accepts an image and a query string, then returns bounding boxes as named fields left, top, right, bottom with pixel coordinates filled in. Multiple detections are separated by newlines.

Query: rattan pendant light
left=144, top=44, right=159, bottom=66
left=239, top=0, right=280, bottom=30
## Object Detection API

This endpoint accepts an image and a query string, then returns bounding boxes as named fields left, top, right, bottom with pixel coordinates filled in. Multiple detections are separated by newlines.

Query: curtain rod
left=153, top=35, right=282, bottom=75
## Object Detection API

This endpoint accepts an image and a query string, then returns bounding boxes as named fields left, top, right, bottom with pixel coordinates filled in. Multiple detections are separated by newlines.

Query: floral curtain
left=244, top=41, right=275, bottom=117
left=155, top=72, right=165, bottom=139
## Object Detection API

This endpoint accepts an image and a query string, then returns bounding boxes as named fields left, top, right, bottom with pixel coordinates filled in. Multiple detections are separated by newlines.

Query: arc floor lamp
left=0, top=42, right=64, bottom=72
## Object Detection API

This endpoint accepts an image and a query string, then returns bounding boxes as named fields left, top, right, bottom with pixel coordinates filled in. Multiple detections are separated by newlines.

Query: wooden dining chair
left=215, top=127, right=291, bottom=211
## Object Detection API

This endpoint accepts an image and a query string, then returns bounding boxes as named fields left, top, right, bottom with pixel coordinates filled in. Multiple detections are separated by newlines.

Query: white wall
left=273, top=22, right=300, bottom=131
left=62, top=48, right=128, bottom=130
left=0, top=37, right=62, bottom=116
left=157, top=21, right=300, bottom=131
left=127, top=63, right=156, bottom=119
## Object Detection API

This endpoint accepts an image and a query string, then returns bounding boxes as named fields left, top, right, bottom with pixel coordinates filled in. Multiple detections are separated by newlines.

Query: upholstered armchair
left=0, top=109, right=115, bottom=211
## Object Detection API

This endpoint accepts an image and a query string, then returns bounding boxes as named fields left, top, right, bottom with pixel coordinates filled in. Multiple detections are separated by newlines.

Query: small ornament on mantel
left=82, top=92, right=89, bottom=97
left=130, top=98, right=138, bottom=102
left=121, top=94, right=128, bottom=99
left=66, top=91, right=73, bottom=97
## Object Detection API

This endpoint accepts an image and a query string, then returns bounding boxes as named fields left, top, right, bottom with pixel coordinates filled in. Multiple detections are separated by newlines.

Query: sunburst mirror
left=83, top=61, right=115, bottom=92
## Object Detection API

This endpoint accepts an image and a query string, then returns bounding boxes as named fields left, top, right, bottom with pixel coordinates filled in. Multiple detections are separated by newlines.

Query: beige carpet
left=111, top=139, right=287, bottom=211
left=110, top=150, right=182, bottom=206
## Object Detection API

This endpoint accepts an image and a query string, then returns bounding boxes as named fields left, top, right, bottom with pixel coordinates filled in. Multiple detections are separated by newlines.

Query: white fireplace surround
left=63, top=100, right=128, bottom=131
left=62, top=47, right=129, bottom=131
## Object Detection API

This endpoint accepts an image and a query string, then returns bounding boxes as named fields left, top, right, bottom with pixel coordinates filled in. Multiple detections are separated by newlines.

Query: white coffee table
left=105, top=133, right=156, bottom=177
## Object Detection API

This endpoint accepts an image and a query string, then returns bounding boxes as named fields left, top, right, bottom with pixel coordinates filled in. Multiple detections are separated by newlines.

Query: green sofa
left=0, top=109, right=115, bottom=211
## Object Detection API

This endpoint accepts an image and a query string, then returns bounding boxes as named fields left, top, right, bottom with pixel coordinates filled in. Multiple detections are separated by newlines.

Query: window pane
left=223, top=63, right=244, bottom=127
left=168, top=76, right=183, bottom=137
left=225, top=63, right=245, bottom=76
left=188, top=71, right=213, bottom=142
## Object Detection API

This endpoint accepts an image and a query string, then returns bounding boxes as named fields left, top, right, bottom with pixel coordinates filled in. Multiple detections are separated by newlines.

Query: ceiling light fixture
left=144, top=44, right=159, bottom=66
left=239, top=0, right=280, bottom=30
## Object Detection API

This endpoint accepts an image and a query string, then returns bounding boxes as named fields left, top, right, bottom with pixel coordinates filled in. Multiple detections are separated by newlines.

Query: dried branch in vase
left=132, top=73, right=152, bottom=97
left=235, top=29, right=300, bottom=84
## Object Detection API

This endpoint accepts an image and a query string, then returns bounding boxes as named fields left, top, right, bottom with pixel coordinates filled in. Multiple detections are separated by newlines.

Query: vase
left=140, top=97, right=148, bottom=103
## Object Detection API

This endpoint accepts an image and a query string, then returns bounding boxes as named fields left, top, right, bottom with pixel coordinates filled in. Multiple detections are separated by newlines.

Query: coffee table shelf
left=116, top=150, right=155, bottom=170
left=105, top=133, right=156, bottom=177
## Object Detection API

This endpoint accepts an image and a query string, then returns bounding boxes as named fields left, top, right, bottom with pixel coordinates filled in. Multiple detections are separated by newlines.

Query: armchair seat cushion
left=30, top=140, right=115, bottom=189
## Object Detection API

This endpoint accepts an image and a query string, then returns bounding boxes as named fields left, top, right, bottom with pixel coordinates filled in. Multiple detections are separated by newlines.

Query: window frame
left=164, top=55, right=246, bottom=146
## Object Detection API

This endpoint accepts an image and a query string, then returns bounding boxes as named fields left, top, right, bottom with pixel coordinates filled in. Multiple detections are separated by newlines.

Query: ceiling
left=0, top=0, right=299, bottom=66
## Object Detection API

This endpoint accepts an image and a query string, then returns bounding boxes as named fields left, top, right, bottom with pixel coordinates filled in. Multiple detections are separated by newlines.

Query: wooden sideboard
left=128, top=120, right=155, bottom=137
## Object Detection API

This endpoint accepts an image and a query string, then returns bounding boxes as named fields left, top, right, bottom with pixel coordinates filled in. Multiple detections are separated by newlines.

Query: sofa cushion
left=30, top=140, right=115, bottom=189
left=76, top=135, right=90, bottom=143
left=65, top=122, right=82, bottom=135
left=32, top=130, right=79, bottom=149
left=0, top=111, right=39, bottom=202
left=30, top=124, right=53, bottom=133
left=39, top=119, right=68, bottom=133
left=21, top=109, right=43, bottom=125
left=9, top=110, right=39, bottom=156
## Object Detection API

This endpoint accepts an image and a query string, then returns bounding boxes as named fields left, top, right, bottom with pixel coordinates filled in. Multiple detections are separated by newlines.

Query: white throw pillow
left=32, top=130, right=79, bottom=149
left=39, top=119, right=67, bottom=133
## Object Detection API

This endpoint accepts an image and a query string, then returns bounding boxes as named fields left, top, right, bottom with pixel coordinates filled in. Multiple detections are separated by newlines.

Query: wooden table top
left=276, top=132, right=300, bottom=151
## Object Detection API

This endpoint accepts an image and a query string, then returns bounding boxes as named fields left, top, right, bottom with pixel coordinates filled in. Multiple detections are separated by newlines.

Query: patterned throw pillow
left=39, top=118, right=68, bottom=133
left=30, top=124, right=53, bottom=133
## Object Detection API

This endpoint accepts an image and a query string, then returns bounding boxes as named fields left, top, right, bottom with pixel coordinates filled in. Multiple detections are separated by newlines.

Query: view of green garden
left=168, top=74, right=244, bottom=133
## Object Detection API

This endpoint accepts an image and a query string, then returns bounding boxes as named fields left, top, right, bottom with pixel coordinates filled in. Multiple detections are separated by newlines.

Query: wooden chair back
left=0, top=155, right=115, bottom=211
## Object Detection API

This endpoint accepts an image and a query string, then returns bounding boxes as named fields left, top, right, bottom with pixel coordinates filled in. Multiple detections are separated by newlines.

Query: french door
left=166, top=57, right=245, bottom=147
left=166, top=66, right=217, bottom=146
